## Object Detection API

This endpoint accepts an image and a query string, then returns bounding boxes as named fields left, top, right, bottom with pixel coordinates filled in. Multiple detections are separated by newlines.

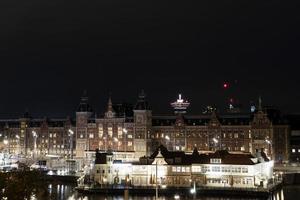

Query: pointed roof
left=107, top=95, right=114, bottom=112
left=134, top=90, right=150, bottom=110
left=77, top=90, right=93, bottom=112
left=258, top=96, right=263, bottom=111
left=208, top=110, right=221, bottom=127
left=105, top=94, right=115, bottom=118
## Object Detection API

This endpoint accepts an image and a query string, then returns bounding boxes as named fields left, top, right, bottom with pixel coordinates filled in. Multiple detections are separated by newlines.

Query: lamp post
left=213, top=137, right=219, bottom=151
left=32, top=131, right=37, bottom=159
left=190, top=179, right=196, bottom=199
left=113, top=137, right=119, bottom=151
left=103, top=136, right=107, bottom=151
left=16, top=135, right=20, bottom=155
left=123, top=128, right=128, bottom=152
left=68, top=129, right=74, bottom=159
left=265, top=139, right=272, bottom=158
left=3, top=139, right=9, bottom=153
left=165, top=135, right=170, bottom=150
left=155, top=161, right=158, bottom=199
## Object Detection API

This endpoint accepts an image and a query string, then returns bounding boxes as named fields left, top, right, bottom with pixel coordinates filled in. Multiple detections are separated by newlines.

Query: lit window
left=98, top=125, right=103, bottom=138
left=186, top=167, right=190, bottom=173
left=212, top=166, right=220, bottom=172
left=298, top=149, right=300, bottom=153
left=49, top=134, right=52, bottom=138
left=210, top=159, right=221, bottom=164
left=80, top=134, right=83, bottom=138
left=108, top=127, right=113, bottom=138
left=128, top=141, right=132, bottom=146
left=53, top=140, right=56, bottom=144
left=172, top=167, right=176, bottom=172
left=234, top=133, right=238, bottom=138
left=192, top=166, right=201, bottom=173
left=242, top=168, right=248, bottom=173
left=118, top=127, right=123, bottom=138
left=89, top=133, right=94, bottom=138
left=292, top=149, right=296, bottom=153
left=182, top=167, right=186, bottom=172
left=53, top=133, right=56, bottom=138
left=177, top=167, right=181, bottom=172
left=127, top=134, right=133, bottom=139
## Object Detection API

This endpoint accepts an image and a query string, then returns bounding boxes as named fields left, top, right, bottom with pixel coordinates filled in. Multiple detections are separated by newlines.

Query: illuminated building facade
left=87, top=146, right=274, bottom=189
left=0, top=114, right=75, bottom=158
left=0, top=91, right=291, bottom=165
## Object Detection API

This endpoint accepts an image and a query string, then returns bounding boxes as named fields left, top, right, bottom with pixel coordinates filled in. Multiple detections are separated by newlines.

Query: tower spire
left=258, top=96, right=262, bottom=111
left=105, top=93, right=115, bottom=118
left=107, top=94, right=113, bottom=112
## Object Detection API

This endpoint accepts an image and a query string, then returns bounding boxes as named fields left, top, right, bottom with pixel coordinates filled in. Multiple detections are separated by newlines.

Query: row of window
left=99, top=141, right=133, bottom=146
left=292, top=149, right=300, bottom=153
left=172, top=166, right=191, bottom=173
left=192, top=166, right=248, bottom=174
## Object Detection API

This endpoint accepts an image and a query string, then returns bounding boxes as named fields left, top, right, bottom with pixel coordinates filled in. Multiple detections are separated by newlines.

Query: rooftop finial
left=108, top=93, right=113, bottom=112
left=258, top=96, right=262, bottom=111
left=139, top=89, right=146, bottom=99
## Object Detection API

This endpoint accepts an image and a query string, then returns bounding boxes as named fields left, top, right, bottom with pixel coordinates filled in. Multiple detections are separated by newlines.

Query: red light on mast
left=223, top=83, right=229, bottom=89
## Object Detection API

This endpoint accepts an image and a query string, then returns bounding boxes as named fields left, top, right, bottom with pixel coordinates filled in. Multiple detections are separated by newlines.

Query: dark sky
left=0, top=1, right=299, bottom=118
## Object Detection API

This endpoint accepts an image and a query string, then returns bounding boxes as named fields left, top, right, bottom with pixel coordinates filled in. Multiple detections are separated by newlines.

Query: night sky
left=0, top=1, right=299, bottom=118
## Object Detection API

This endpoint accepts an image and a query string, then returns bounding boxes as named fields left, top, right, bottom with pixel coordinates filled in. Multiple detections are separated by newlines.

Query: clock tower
left=133, top=90, right=152, bottom=157
left=75, top=91, right=93, bottom=158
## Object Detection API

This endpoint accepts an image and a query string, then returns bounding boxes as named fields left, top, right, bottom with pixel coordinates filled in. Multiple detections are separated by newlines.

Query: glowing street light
left=265, top=139, right=272, bottom=158
left=190, top=179, right=196, bottom=199
left=123, top=128, right=128, bottom=152
left=113, top=137, right=120, bottom=151
left=68, top=129, right=74, bottom=159
left=213, top=138, right=218, bottom=144
left=3, top=139, right=8, bottom=145
left=165, top=135, right=170, bottom=141
left=32, top=131, right=38, bottom=159
left=15, top=135, right=20, bottom=154
left=265, top=139, right=271, bottom=144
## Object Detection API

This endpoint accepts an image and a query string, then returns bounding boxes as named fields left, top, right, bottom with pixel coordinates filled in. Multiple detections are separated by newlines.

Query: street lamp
left=68, top=129, right=74, bottom=159
left=32, top=131, right=37, bottom=159
left=212, top=137, right=219, bottom=151
left=16, top=135, right=20, bottom=155
left=190, top=180, right=196, bottom=199
left=3, top=139, right=8, bottom=145
left=113, top=137, right=119, bottom=151
left=123, top=128, right=128, bottom=153
left=165, top=135, right=170, bottom=150
left=265, top=139, right=272, bottom=158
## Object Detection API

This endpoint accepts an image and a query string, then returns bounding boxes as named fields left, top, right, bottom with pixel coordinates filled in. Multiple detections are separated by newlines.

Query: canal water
left=43, top=184, right=299, bottom=200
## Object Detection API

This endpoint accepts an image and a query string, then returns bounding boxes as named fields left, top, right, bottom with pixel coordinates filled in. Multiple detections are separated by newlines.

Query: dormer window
left=210, top=158, right=221, bottom=164
left=175, top=157, right=181, bottom=163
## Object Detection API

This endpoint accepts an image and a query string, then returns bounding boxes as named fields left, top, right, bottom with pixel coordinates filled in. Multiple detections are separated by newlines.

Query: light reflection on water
left=41, top=184, right=300, bottom=200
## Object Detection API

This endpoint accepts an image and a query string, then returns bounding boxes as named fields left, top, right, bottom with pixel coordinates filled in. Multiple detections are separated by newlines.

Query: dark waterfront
left=41, top=184, right=299, bottom=200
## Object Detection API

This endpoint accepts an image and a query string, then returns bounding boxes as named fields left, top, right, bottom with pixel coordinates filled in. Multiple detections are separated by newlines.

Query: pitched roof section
left=146, top=145, right=263, bottom=166
left=134, top=90, right=150, bottom=110
left=77, top=91, right=93, bottom=112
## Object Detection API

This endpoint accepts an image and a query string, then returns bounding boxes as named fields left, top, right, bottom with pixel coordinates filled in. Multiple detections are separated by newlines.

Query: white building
left=87, top=146, right=273, bottom=189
